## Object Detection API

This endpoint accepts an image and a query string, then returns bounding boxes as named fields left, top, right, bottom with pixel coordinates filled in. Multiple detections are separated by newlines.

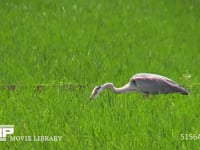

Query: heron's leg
left=142, top=93, right=150, bottom=98
left=141, top=91, right=151, bottom=99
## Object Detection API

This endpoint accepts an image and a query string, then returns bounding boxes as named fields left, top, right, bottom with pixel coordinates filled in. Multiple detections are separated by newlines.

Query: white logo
left=0, top=125, right=14, bottom=141
left=0, top=125, right=62, bottom=142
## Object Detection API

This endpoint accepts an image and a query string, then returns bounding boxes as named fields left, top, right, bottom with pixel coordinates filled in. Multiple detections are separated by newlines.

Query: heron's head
left=90, top=85, right=103, bottom=100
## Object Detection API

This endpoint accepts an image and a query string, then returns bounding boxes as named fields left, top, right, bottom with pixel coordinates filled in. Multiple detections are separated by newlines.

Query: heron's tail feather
left=178, top=87, right=189, bottom=95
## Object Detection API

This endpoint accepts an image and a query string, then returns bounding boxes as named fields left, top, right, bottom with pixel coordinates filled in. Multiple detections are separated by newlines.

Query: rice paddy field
left=0, top=0, right=200, bottom=149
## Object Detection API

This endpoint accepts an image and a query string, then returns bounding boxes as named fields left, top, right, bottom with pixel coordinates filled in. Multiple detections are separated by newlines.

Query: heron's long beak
left=89, top=91, right=97, bottom=100
left=89, top=91, right=100, bottom=100
left=89, top=95, right=94, bottom=100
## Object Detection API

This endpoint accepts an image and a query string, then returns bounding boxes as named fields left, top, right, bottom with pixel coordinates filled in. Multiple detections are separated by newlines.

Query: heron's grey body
left=130, top=73, right=188, bottom=95
left=90, top=73, right=189, bottom=99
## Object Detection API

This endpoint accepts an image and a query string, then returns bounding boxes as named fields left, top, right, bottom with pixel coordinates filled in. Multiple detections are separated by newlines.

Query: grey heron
left=90, top=73, right=189, bottom=99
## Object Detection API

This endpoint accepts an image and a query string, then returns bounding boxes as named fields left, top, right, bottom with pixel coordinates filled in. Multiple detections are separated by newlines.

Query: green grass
left=0, top=0, right=200, bottom=149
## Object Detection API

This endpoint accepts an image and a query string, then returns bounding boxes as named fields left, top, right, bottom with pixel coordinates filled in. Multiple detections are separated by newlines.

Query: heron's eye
left=94, top=86, right=101, bottom=94
left=96, top=86, right=101, bottom=90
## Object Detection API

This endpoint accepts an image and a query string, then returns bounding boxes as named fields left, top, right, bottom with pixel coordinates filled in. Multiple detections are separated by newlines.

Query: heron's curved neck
left=102, top=83, right=132, bottom=93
